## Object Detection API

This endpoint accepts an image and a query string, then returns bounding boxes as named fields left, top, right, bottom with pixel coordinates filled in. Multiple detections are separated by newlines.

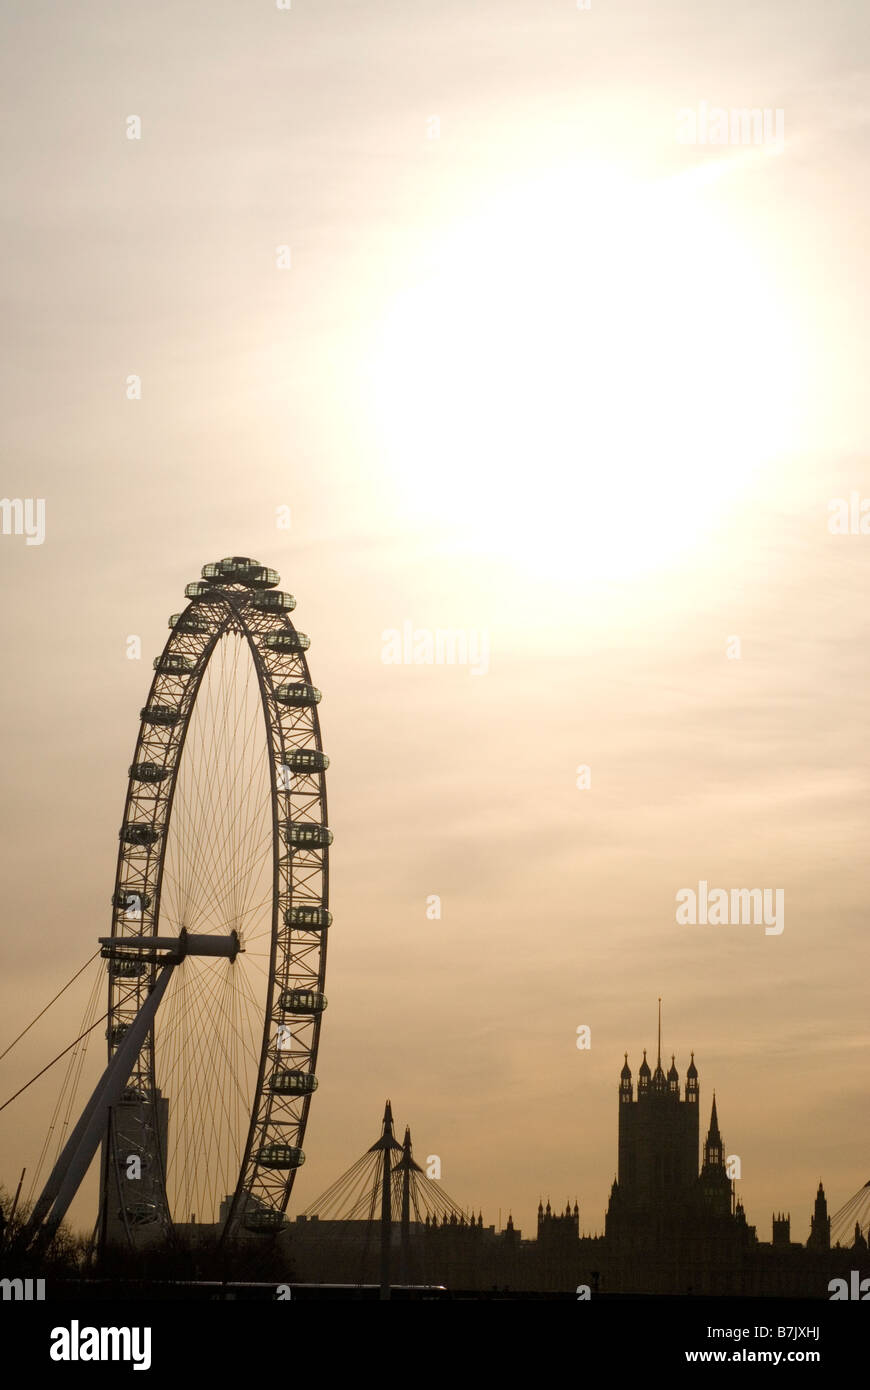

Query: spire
left=702, top=1093, right=724, bottom=1175
left=638, top=1047, right=651, bottom=1099
left=809, top=1179, right=830, bottom=1251
left=666, top=1052, right=679, bottom=1098
left=652, top=1000, right=666, bottom=1090
left=699, top=1090, right=730, bottom=1213
left=620, top=1050, right=633, bottom=1104
left=685, top=1049, right=698, bottom=1102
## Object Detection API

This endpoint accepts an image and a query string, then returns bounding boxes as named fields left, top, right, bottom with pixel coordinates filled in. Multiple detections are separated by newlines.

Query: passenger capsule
left=281, top=749, right=329, bottom=774
left=109, top=958, right=147, bottom=978
left=257, top=1144, right=306, bottom=1170
left=153, top=653, right=195, bottom=675
left=202, top=557, right=253, bottom=581
left=113, top=889, right=151, bottom=911
left=120, top=824, right=161, bottom=847
left=129, top=762, right=171, bottom=783
left=275, top=683, right=321, bottom=708
left=270, top=1069, right=318, bottom=1096
left=249, top=590, right=296, bottom=613
left=184, top=581, right=219, bottom=601
left=264, top=630, right=310, bottom=653
left=248, top=566, right=280, bottom=588
left=279, top=989, right=327, bottom=1015
left=202, top=557, right=279, bottom=589
left=284, top=906, right=332, bottom=931
left=244, top=1209, right=285, bottom=1233
left=107, top=1023, right=131, bottom=1046
left=168, top=613, right=212, bottom=635
left=284, top=822, right=333, bottom=848
left=140, top=704, right=181, bottom=727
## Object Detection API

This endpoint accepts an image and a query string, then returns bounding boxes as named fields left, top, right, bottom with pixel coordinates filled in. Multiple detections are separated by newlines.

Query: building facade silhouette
left=95, top=1020, right=861, bottom=1297
left=277, top=1035, right=853, bottom=1295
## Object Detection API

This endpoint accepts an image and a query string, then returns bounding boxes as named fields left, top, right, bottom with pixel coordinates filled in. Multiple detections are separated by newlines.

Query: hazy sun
left=370, top=161, right=803, bottom=581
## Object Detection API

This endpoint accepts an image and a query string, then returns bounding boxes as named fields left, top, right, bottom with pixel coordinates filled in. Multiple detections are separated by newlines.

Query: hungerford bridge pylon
left=299, top=1099, right=474, bottom=1295
left=23, top=557, right=331, bottom=1252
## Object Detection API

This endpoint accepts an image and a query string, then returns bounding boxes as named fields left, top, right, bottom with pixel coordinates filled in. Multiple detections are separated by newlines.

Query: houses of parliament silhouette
left=282, top=1009, right=863, bottom=1295
left=597, top=1009, right=836, bottom=1294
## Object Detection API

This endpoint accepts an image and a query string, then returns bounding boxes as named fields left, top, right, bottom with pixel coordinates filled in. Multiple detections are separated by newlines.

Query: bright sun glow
left=370, top=161, right=804, bottom=581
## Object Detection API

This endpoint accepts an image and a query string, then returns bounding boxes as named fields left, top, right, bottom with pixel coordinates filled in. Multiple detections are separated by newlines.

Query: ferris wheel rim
left=103, top=559, right=330, bottom=1246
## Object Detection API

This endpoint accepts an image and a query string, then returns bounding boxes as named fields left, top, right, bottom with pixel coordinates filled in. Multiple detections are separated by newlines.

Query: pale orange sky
left=0, top=1, right=868, bottom=1243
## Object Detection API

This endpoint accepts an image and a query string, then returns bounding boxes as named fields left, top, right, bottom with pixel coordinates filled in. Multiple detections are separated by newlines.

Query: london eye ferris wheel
left=100, top=556, right=331, bottom=1246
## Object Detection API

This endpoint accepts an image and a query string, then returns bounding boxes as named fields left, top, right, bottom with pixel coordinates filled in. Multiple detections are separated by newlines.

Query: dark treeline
left=0, top=1185, right=295, bottom=1284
